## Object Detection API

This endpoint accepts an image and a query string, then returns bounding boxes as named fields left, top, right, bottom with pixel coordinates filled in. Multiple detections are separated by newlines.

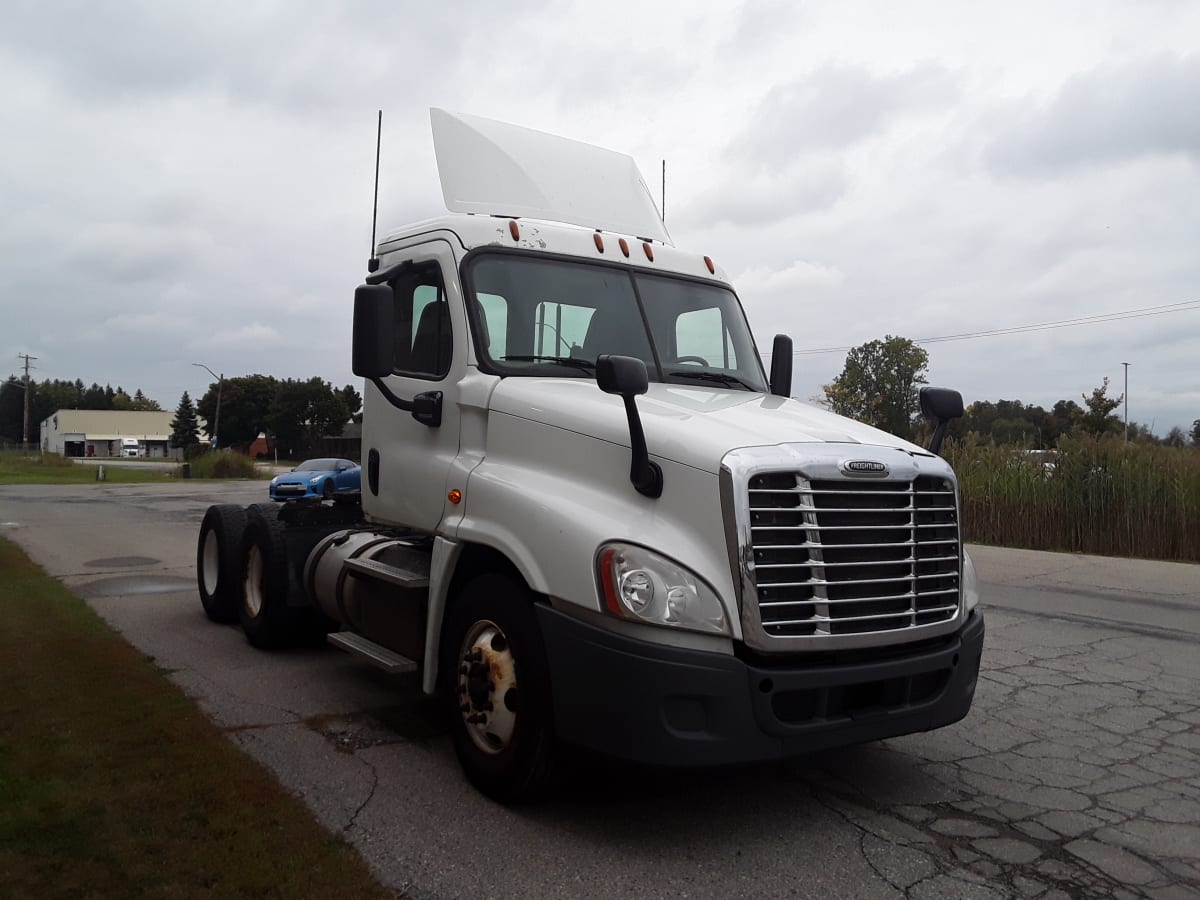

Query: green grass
left=0, top=537, right=394, bottom=899
left=0, top=451, right=267, bottom=484
left=946, top=437, right=1200, bottom=562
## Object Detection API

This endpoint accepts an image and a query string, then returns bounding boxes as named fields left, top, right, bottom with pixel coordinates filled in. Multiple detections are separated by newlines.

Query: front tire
left=442, top=574, right=557, bottom=804
left=196, top=505, right=248, bottom=623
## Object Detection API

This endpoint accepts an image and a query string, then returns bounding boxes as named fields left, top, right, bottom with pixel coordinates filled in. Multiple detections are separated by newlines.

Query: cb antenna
left=368, top=109, right=382, bottom=272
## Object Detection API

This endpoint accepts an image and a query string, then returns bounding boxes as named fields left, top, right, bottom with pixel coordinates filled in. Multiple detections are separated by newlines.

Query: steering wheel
left=670, top=355, right=710, bottom=366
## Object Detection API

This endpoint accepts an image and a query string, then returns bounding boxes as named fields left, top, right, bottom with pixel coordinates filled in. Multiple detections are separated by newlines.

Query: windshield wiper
left=501, top=354, right=596, bottom=371
left=667, top=370, right=757, bottom=391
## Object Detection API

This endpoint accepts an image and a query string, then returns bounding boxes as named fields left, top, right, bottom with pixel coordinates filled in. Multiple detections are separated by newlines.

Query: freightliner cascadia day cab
left=196, top=110, right=984, bottom=802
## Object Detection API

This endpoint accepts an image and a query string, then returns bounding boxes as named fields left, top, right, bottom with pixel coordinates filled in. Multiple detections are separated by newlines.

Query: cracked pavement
left=1, top=482, right=1197, bottom=899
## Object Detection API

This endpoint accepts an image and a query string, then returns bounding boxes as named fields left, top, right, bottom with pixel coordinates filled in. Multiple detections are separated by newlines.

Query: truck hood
left=489, top=378, right=929, bottom=473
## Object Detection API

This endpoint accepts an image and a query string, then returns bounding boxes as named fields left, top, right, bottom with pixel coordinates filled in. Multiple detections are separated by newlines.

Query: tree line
left=183, top=374, right=362, bottom=459
left=1, top=372, right=362, bottom=460
left=0, top=378, right=161, bottom=442
left=822, top=336, right=1200, bottom=448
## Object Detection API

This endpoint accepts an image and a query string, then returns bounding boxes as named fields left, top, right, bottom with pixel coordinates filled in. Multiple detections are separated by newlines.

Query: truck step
left=343, top=556, right=430, bottom=589
left=327, top=631, right=418, bottom=674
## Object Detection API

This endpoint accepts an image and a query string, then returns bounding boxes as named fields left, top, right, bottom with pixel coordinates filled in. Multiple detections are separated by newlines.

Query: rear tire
left=196, top=505, right=248, bottom=623
left=239, top=506, right=304, bottom=649
left=442, top=574, right=557, bottom=804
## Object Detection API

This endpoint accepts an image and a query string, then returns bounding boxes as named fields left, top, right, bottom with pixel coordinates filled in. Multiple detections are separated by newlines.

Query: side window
left=476, top=292, right=508, bottom=359
left=391, top=264, right=451, bottom=379
left=675, top=307, right=736, bottom=368
left=534, top=301, right=595, bottom=356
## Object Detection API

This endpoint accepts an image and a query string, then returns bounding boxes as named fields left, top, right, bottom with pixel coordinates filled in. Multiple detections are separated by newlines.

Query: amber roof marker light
left=448, top=489, right=462, bottom=505
left=618, top=238, right=630, bottom=257
left=508, top=220, right=520, bottom=241
left=643, top=242, right=654, bottom=262
left=594, top=232, right=605, bottom=253
left=704, top=256, right=715, bottom=274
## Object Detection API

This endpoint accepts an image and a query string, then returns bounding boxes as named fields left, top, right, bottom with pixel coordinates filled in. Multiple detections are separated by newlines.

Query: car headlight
left=309, top=476, right=323, bottom=484
left=270, top=477, right=278, bottom=485
left=597, top=542, right=729, bottom=636
left=963, top=549, right=979, bottom=613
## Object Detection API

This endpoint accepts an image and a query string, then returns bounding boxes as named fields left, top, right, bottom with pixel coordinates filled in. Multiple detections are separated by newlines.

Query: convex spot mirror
left=596, top=355, right=648, bottom=397
left=352, top=284, right=395, bottom=378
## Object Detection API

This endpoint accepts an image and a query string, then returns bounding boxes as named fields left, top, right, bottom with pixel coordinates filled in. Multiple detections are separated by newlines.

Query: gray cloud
left=985, top=53, right=1200, bottom=175
left=731, top=62, right=957, bottom=168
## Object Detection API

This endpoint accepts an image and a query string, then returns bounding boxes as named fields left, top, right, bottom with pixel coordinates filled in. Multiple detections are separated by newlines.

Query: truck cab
left=197, top=110, right=983, bottom=802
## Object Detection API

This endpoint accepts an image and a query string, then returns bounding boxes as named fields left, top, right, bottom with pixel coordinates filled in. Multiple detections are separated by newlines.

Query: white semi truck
left=196, top=110, right=983, bottom=802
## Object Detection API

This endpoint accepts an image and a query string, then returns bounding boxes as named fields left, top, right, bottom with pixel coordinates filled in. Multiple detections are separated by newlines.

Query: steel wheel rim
left=201, top=529, right=220, bottom=594
left=244, top=544, right=264, bottom=617
left=457, top=619, right=518, bottom=755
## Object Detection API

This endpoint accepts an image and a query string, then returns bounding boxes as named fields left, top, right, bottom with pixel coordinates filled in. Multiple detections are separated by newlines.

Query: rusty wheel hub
left=457, top=619, right=518, bottom=754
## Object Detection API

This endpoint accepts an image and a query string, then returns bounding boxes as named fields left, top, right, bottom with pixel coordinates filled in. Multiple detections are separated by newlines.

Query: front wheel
left=443, top=574, right=557, bottom=804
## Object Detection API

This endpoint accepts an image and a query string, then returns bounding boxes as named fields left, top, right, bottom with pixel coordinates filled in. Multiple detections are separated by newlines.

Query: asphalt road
left=1, top=482, right=1197, bottom=900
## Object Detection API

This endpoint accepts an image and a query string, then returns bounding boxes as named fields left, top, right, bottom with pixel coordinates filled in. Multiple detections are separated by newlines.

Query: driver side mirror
left=352, top=284, right=395, bottom=378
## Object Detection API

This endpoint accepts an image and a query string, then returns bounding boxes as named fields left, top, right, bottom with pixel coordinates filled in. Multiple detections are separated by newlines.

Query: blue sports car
left=269, top=458, right=361, bottom=501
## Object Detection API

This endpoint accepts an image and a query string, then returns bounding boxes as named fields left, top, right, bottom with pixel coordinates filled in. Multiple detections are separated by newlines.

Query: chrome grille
left=748, top=473, right=960, bottom=638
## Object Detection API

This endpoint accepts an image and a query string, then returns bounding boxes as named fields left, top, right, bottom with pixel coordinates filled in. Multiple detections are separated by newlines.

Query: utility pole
left=192, top=363, right=223, bottom=448
left=18, top=353, right=37, bottom=450
left=1122, top=362, right=1130, bottom=443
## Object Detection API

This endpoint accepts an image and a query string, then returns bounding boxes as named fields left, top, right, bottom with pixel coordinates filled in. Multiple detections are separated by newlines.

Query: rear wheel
left=443, top=574, right=556, bottom=804
left=196, top=505, right=248, bottom=623
left=239, top=506, right=304, bottom=648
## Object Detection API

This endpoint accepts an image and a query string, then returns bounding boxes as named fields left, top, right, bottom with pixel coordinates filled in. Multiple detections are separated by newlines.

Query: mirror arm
left=622, top=396, right=663, bottom=498
left=929, top=421, right=949, bottom=456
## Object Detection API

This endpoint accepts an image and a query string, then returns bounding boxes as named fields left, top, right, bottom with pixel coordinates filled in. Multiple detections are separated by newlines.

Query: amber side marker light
left=508, top=220, right=520, bottom=241
left=618, top=238, right=630, bottom=257
left=643, top=242, right=654, bottom=262
left=594, top=233, right=605, bottom=253
left=704, top=256, right=715, bottom=274
left=448, top=489, right=462, bottom=504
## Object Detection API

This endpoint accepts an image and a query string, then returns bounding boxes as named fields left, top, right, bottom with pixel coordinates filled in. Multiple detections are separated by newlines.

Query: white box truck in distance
left=196, top=109, right=983, bottom=803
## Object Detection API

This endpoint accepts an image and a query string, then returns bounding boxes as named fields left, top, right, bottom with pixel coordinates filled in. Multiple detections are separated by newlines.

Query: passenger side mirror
left=352, top=284, right=395, bottom=378
left=596, top=355, right=662, bottom=499
left=919, top=387, right=964, bottom=456
left=769, top=334, right=793, bottom=398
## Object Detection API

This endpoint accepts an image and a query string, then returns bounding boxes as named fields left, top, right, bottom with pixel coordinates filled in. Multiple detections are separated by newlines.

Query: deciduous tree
left=823, top=336, right=928, bottom=439
left=1080, top=378, right=1123, bottom=437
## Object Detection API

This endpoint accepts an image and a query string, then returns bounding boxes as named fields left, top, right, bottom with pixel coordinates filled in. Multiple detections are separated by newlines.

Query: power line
left=790, top=299, right=1200, bottom=356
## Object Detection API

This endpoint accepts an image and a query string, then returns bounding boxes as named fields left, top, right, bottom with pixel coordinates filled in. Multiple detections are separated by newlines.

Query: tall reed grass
left=944, top=437, right=1200, bottom=562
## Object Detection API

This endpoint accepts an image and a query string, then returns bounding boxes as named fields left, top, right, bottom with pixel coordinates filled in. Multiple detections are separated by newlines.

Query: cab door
left=360, top=239, right=465, bottom=533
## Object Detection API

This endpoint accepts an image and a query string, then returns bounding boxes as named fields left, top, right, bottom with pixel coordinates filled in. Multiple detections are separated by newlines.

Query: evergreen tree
left=169, top=391, right=201, bottom=451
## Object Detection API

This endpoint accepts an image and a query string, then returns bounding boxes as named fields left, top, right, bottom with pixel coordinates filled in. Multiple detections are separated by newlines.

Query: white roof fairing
left=430, top=109, right=672, bottom=246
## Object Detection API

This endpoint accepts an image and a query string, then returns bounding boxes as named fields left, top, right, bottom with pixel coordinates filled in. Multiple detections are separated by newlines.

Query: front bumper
left=536, top=606, right=984, bottom=767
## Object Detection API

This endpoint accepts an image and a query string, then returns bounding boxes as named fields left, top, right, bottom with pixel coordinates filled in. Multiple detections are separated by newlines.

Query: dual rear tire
left=196, top=503, right=318, bottom=647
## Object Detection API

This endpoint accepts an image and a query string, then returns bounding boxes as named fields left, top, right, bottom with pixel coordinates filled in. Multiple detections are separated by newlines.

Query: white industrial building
left=39, top=410, right=201, bottom=459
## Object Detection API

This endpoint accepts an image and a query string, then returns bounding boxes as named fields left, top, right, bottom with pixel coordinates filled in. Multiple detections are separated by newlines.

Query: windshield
left=466, top=254, right=768, bottom=391
left=296, top=459, right=340, bottom=472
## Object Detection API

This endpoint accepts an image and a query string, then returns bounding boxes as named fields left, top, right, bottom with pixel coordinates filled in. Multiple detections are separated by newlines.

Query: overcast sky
left=2, top=1, right=1198, bottom=434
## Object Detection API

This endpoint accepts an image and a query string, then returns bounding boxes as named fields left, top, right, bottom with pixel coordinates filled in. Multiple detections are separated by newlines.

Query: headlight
left=597, top=542, right=729, bottom=636
left=309, top=476, right=323, bottom=484
left=270, top=477, right=278, bottom=484
left=963, top=549, right=979, bottom=613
